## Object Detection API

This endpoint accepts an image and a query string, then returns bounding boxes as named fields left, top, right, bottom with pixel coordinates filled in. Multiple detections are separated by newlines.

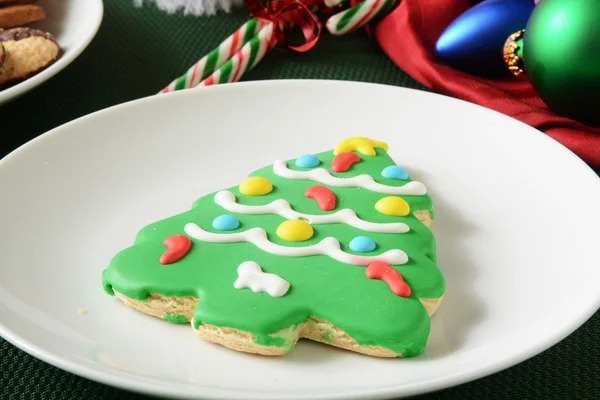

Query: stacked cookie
left=0, top=0, right=62, bottom=88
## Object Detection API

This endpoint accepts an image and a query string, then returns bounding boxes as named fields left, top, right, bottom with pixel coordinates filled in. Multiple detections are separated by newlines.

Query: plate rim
left=0, top=0, right=104, bottom=105
left=1, top=79, right=600, bottom=400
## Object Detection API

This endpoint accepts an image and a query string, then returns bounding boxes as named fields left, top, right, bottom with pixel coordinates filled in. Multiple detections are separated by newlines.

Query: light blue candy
left=382, top=165, right=408, bottom=180
left=295, top=154, right=320, bottom=168
left=212, top=215, right=240, bottom=231
left=349, top=236, right=376, bottom=253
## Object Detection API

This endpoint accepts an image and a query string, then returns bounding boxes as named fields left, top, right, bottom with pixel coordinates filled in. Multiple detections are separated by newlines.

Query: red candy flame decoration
left=331, top=151, right=361, bottom=173
left=246, top=0, right=322, bottom=53
left=365, top=261, right=411, bottom=297
left=159, top=234, right=192, bottom=265
left=305, top=185, right=337, bottom=211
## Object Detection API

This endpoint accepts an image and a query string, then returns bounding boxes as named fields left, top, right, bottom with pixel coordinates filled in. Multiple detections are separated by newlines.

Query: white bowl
left=0, top=0, right=103, bottom=105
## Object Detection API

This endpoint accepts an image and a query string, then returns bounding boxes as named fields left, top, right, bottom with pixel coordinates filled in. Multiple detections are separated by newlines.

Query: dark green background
left=1, top=1, right=599, bottom=399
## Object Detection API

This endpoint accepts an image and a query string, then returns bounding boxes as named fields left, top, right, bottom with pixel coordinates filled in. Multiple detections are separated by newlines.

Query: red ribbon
left=246, top=0, right=322, bottom=52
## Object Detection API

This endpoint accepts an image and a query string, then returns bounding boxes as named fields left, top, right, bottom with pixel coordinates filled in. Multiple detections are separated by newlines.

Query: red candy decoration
left=159, top=234, right=192, bottom=265
left=365, top=261, right=411, bottom=297
left=304, top=185, right=337, bottom=211
left=330, top=152, right=360, bottom=173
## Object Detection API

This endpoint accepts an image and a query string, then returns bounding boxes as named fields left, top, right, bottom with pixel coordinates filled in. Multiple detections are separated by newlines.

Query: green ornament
left=524, top=0, right=600, bottom=126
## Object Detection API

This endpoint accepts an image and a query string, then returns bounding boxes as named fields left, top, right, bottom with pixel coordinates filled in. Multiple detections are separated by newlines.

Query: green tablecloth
left=1, top=1, right=599, bottom=399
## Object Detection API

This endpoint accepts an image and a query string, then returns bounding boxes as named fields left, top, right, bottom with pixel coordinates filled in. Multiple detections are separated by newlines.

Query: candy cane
left=324, top=0, right=347, bottom=7
left=198, top=22, right=276, bottom=87
left=160, top=0, right=395, bottom=92
left=160, top=18, right=267, bottom=93
left=326, top=0, right=398, bottom=36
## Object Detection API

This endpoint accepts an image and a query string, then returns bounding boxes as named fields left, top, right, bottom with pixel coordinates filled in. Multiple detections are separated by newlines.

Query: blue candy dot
left=349, top=236, right=376, bottom=253
left=382, top=165, right=408, bottom=180
left=295, top=154, right=320, bottom=168
left=212, top=215, right=240, bottom=231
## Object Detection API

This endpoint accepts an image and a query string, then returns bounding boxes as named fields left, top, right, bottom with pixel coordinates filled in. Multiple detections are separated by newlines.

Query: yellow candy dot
left=276, top=219, right=314, bottom=242
left=375, top=196, right=410, bottom=216
left=239, top=176, right=273, bottom=196
left=334, top=137, right=389, bottom=156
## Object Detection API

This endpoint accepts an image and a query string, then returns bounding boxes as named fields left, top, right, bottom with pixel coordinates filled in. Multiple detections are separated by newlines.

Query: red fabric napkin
left=373, top=0, right=600, bottom=168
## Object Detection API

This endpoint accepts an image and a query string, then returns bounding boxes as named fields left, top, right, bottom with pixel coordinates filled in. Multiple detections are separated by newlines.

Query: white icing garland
left=234, top=261, right=290, bottom=297
left=214, top=191, right=409, bottom=233
left=272, top=160, right=427, bottom=195
left=184, top=223, right=408, bottom=266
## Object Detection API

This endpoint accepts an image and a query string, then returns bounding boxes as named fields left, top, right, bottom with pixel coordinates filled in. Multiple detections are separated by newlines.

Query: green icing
left=102, top=143, right=445, bottom=357
left=254, top=334, right=288, bottom=348
left=163, top=313, right=189, bottom=324
left=322, top=330, right=333, bottom=341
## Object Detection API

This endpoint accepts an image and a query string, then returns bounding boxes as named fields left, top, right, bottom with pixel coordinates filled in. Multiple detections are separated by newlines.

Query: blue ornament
left=349, top=236, right=376, bottom=253
left=435, top=0, right=535, bottom=75
left=295, top=154, right=320, bottom=168
left=212, top=215, right=240, bottom=231
left=382, top=166, right=408, bottom=180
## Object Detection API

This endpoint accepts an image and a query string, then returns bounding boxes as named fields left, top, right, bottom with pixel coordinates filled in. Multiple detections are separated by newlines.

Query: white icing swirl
left=234, top=261, right=290, bottom=297
left=214, top=191, right=409, bottom=233
left=184, top=223, right=408, bottom=266
left=272, top=160, right=427, bottom=195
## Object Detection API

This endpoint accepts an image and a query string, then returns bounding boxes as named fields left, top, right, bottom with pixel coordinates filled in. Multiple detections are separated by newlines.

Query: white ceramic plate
left=1, top=80, right=599, bottom=399
left=0, top=0, right=103, bottom=105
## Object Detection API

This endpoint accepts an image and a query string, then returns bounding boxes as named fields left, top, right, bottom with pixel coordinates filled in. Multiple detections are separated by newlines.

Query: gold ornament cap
left=503, top=29, right=526, bottom=77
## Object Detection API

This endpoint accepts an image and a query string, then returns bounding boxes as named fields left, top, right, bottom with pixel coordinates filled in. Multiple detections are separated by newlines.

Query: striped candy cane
left=161, top=0, right=396, bottom=92
left=199, top=22, right=277, bottom=87
left=324, top=0, right=346, bottom=7
left=326, top=0, right=398, bottom=36
left=160, top=18, right=267, bottom=93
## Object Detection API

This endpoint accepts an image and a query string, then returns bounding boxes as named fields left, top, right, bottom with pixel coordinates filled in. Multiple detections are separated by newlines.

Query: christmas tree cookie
left=102, top=137, right=445, bottom=358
